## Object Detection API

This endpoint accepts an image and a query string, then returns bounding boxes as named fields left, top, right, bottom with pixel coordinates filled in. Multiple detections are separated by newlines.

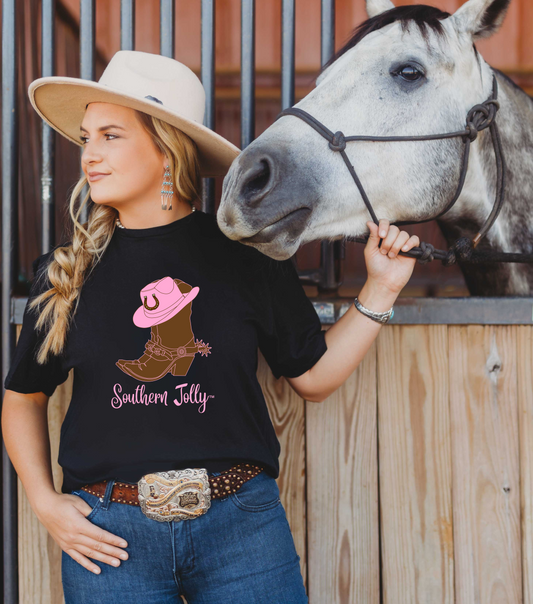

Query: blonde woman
left=2, top=50, right=419, bottom=603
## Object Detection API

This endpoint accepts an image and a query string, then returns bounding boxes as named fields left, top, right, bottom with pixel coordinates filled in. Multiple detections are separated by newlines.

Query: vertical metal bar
left=41, top=0, right=56, bottom=253
left=160, top=0, right=175, bottom=58
left=281, top=0, right=295, bottom=111
left=281, top=0, right=299, bottom=274
left=2, top=0, right=19, bottom=600
left=240, top=0, right=255, bottom=149
left=320, top=0, right=341, bottom=291
left=80, top=1, right=96, bottom=96
left=201, top=0, right=216, bottom=214
left=79, top=0, right=96, bottom=225
left=121, top=0, right=136, bottom=50
left=320, top=0, right=335, bottom=67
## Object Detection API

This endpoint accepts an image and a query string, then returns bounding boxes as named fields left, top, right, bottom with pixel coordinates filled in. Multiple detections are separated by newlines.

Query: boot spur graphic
left=116, top=276, right=211, bottom=382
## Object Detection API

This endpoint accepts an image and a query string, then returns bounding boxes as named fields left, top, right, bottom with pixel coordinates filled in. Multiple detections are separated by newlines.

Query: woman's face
left=80, top=102, right=167, bottom=209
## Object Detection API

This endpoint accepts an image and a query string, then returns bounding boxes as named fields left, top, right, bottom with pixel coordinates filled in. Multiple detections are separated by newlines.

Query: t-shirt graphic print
left=116, top=276, right=211, bottom=382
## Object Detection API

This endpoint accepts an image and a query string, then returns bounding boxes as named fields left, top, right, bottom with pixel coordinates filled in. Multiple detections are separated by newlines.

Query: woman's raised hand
left=364, top=219, right=420, bottom=295
left=35, top=491, right=129, bottom=575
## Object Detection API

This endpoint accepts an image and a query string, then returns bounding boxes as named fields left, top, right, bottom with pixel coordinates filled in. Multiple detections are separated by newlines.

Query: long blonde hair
left=29, top=110, right=202, bottom=365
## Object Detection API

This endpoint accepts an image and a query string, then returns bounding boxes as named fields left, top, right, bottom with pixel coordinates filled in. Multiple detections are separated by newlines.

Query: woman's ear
left=448, top=0, right=511, bottom=40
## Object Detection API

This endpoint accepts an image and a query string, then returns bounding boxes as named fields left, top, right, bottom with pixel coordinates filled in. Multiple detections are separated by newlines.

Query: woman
left=2, top=50, right=419, bottom=603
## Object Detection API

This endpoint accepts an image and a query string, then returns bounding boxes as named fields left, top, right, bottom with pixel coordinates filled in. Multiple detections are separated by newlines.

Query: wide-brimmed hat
left=27, top=50, right=240, bottom=177
left=133, top=277, right=199, bottom=328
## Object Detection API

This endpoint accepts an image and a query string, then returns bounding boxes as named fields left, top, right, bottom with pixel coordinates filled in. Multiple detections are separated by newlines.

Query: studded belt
left=80, top=463, right=264, bottom=522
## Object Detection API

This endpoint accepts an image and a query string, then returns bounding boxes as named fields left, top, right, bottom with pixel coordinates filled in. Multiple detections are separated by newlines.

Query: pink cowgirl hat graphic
left=117, top=276, right=211, bottom=381
left=134, top=276, right=199, bottom=327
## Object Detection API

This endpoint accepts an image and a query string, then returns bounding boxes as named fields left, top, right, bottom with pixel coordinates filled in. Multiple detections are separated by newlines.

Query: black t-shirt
left=4, top=210, right=327, bottom=493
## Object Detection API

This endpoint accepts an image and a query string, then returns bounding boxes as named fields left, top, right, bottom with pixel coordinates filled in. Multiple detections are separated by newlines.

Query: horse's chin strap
left=275, top=74, right=525, bottom=266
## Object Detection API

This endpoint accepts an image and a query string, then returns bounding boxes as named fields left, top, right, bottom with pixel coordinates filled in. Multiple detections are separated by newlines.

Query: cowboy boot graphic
left=116, top=276, right=211, bottom=382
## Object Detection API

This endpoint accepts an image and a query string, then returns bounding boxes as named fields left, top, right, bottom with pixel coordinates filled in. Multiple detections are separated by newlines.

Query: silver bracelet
left=353, top=296, right=395, bottom=324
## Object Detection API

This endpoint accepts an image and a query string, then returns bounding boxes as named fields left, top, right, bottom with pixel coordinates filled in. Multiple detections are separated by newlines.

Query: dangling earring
left=161, top=165, right=174, bottom=210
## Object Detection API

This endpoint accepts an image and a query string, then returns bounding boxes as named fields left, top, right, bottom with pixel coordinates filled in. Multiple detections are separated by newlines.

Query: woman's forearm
left=295, top=220, right=422, bottom=402
left=289, top=278, right=398, bottom=402
left=1, top=391, right=59, bottom=515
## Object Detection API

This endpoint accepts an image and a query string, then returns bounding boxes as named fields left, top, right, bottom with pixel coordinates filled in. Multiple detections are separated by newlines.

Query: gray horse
left=217, top=0, right=533, bottom=296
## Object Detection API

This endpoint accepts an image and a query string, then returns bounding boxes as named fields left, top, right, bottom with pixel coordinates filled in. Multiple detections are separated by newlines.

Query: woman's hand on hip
left=34, top=491, right=129, bottom=574
left=364, top=219, right=420, bottom=294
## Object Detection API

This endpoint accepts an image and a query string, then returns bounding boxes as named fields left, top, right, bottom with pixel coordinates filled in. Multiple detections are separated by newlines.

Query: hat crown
left=141, top=276, right=183, bottom=311
left=27, top=49, right=240, bottom=177
left=98, top=50, right=205, bottom=124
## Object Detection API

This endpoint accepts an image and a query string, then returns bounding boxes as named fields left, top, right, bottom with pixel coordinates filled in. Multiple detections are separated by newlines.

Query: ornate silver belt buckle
left=137, top=468, right=211, bottom=523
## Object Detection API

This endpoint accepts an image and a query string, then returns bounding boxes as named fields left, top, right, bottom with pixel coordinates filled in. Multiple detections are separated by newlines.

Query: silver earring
left=161, top=165, right=174, bottom=210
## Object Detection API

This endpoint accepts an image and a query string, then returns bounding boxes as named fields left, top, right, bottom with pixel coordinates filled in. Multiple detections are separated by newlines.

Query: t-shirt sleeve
left=256, top=257, right=328, bottom=380
left=4, top=252, right=70, bottom=397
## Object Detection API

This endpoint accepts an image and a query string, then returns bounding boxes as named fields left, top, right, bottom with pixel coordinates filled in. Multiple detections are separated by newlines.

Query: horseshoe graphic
left=143, top=294, right=160, bottom=311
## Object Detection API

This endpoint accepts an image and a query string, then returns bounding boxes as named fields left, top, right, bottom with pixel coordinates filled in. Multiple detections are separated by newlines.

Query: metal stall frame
left=2, top=0, right=19, bottom=601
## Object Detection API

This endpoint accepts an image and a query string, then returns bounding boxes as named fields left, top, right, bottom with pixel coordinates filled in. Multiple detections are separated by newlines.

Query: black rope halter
left=275, top=74, right=532, bottom=265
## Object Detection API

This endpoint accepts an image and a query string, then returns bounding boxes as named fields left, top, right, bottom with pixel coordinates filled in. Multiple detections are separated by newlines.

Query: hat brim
left=28, top=77, right=241, bottom=178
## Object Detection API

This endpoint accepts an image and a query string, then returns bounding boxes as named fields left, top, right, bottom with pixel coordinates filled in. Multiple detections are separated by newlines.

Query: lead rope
left=276, top=75, right=533, bottom=265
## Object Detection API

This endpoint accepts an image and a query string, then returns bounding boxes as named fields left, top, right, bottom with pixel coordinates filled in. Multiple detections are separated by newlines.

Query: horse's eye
left=397, top=65, right=423, bottom=81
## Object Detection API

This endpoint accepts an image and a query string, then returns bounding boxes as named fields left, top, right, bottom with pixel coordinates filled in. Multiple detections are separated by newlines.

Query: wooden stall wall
left=17, top=322, right=533, bottom=604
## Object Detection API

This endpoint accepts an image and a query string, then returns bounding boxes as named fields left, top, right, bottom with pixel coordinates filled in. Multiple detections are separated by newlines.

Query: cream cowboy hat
left=27, top=50, right=240, bottom=177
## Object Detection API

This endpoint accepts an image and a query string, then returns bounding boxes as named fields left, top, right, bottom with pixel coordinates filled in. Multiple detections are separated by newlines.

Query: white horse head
left=217, top=0, right=512, bottom=261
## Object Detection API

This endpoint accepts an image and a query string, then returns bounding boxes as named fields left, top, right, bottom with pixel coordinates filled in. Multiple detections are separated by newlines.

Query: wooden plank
left=306, top=336, right=379, bottom=604
left=449, top=325, right=522, bottom=604
left=18, top=482, right=54, bottom=604
left=377, top=325, right=453, bottom=604
left=517, top=325, right=533, bottom=604
left=257, top=350, right=308, bottom=589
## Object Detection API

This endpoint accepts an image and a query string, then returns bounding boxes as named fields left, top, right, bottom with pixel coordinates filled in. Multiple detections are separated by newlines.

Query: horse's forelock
left=320, top=5, right=451, bottom=75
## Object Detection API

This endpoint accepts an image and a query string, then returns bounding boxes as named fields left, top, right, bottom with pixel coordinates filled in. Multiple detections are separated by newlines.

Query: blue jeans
left=61, top=470, right=308, bottom=603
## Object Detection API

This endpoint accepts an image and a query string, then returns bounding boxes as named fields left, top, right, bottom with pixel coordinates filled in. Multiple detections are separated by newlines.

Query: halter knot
left=465, top=121, right=479, bottom=142
left=463, top=100, right=499, bottom=142
left=418, top=241, right=435, bottom=264
left=442, top=237, right=474, bottom=266
left=329, top=131, right=346, bottom=152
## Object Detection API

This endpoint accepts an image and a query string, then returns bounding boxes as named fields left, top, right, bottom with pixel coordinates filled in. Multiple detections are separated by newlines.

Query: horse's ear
left=449, top=0, right=511, bottom=40
left=365, top=0, right=395, bottom=19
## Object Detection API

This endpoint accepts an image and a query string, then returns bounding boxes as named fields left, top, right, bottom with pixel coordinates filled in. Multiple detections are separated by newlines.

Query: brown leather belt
left=80, top=463, right=264, bottom=507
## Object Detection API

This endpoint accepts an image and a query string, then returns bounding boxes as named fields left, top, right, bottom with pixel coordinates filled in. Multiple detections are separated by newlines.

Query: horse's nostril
left=242, top=158, right=272, bottom=203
